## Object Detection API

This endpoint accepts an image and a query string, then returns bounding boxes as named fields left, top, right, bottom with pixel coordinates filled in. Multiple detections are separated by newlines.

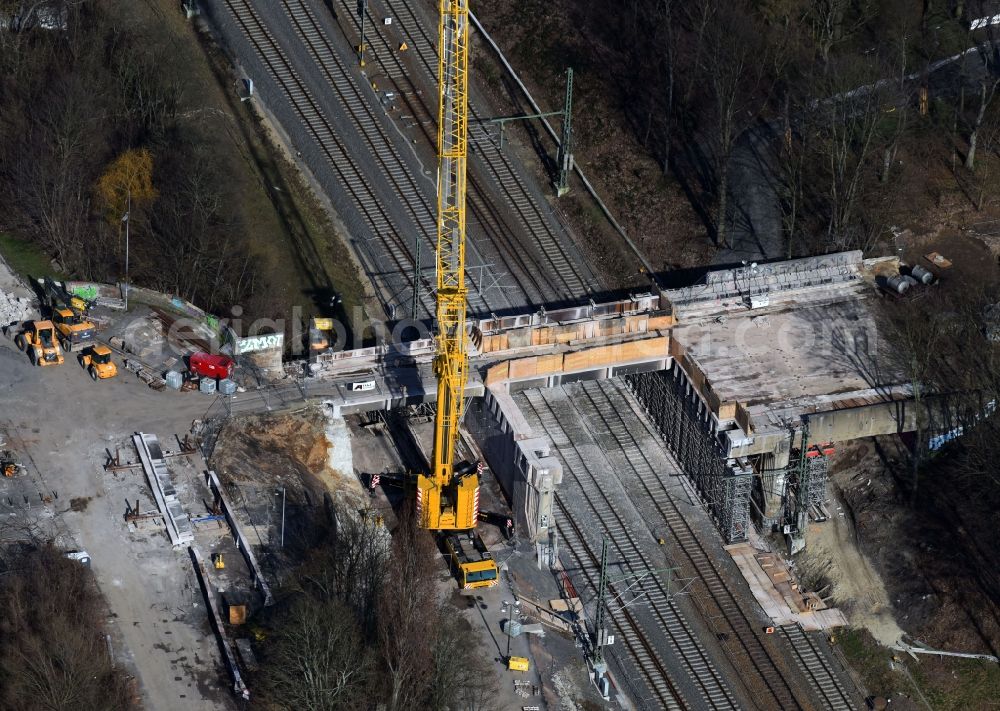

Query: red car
left=188, top=352, right=234, bottom=380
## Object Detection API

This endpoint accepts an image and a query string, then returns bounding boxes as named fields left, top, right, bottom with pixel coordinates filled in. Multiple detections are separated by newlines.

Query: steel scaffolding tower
left=718, top=464, right=753, bottom=543
left=803, top=453, right=829, bottom=509
left=624, top=367, right=750, bottom=543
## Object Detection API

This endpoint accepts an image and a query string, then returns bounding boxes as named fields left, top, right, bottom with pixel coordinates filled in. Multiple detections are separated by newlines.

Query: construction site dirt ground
left=802, top=438, right=1000, bottom=710
left=0, top=256, right=254, bottom=709
left=207, top=408, right=372, bottom=571
left=0, top=337, right=234, bottom=707
left=206, top=404, right=604, bottom=709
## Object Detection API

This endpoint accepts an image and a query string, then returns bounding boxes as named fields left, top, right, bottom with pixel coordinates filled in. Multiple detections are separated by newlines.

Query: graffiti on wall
left=70, top=284, right=98, bottom=301
left=236, top=333, right=284, bottom=355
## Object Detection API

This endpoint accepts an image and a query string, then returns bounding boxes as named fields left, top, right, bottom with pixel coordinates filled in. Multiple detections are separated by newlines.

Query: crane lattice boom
left=417, top=0, right=477, bottom=531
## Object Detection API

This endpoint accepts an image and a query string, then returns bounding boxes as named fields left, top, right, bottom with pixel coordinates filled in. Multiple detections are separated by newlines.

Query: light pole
left=122, top=189, right=130, bottom=310
left=503, top=599, right=519, bottom=661
left=505, top=601, right=512, bottom=660
left=276, top=486, right=286, bottom=548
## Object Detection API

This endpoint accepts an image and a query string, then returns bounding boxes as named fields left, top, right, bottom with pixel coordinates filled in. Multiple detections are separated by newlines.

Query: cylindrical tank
left=911, top=264, right=934, bottom=284
left=885, top=274, right=910, bottom=294
left=164, top=370, right=183, bottom=390
left=199, top=377, right=217, bottom=394
left=218, top=378, right=237, bottom=395
left=903, top=275, right=919, bottom=288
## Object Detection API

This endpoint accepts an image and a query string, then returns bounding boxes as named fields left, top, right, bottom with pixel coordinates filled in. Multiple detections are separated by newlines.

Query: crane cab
left=445, top=533, right=498, bottom=589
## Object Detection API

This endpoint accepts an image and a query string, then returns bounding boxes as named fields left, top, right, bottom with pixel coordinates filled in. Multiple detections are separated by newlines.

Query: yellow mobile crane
left=417, top=0, right=476, bottom=532
left=416, top=2, right=497, bottom=589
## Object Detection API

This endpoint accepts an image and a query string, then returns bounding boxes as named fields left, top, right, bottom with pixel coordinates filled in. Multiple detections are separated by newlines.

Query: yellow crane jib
left=416, top=0, right=477, bottom=531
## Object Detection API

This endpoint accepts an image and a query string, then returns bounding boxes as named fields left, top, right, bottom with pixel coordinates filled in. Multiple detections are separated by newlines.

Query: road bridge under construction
left=297, top=248, right=927, bottom=709
left=300, top=247, right=929, bottom=565
left=452, top=250, right=923, bottom=551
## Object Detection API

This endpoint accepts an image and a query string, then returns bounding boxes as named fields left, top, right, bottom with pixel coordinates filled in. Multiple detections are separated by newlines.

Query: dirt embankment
left=838, top=438, right=1000, bottom=655
left=809, top=438, right=1000, bottom=709
left=211, top=408, right=364, bottom=510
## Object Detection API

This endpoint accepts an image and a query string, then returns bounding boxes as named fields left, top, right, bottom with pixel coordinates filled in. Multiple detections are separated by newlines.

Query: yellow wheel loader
left=79, top=344, right=117, bottom=381
left=14, top=321, right=64, bottom=366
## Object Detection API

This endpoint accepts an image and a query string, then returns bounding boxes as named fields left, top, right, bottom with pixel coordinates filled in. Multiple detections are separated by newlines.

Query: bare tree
left=808, top=0, right=876, bottom=67
left=145, top=148, right=257, bottom=311
left=259, top=596, right=371, bottom=710
left=802, top=55, right=897, bottom=252
left=376, top=512, right=436, bottom=711
left=652, top=0, right=675, bottom=174
left=874, top=269, right=1000, bottom=512
left=699, top=6, right=773, bottom=248
left=965, top=78, right=1000, bottom=170
left=776, top=120, right=808, bottom=258
left=0, top=546, right=136, bottom=711
left=967, top=105, right=1000, bottom=209
left=426, top=610, right=500, bottom=711
left=297, top=506, right=388, bottom=633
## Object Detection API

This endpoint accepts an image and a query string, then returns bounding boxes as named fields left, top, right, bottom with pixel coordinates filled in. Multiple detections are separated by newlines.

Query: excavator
left=415, top=0, right=498, bottom=588
left=37, top=277, right=88, bottom=316
left=37, top=277, right=96, bottom=352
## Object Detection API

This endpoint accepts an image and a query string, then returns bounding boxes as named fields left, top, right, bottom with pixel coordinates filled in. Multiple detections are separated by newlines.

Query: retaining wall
left=66, top=280, right=238, bottom=352
left=467, top=386, right=562, bottom=541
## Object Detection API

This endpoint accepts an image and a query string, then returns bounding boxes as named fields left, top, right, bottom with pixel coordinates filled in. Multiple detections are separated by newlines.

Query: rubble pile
left=0, top=290, right=34, bottom=327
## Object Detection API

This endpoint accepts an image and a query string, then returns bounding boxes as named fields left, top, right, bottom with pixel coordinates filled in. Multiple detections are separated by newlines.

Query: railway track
left=556, top=500, right=686, bottom=711
left=780, top=625, right=857, bottom=711
left=520, top=388, right=739, bottom=711
left=326, top=0, right=558, bottom=307
left=211, top=4, right=855, bottom=709
left=216, top=0, right=521, bottom=316
left=217, top=0, right=422, bottom=314
left=576, top=379, right=814, bottom=711
left=216, top=0, right=599, bottom=317
left=282, top=0, right=528, bottom=317
left=336, top=0, right=598, bottom=303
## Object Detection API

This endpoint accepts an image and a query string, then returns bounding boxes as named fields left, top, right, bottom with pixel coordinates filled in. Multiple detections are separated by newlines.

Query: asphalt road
left=719, top=123, right=785, bottom=265
left=718, top=40, right=1000, bottom=266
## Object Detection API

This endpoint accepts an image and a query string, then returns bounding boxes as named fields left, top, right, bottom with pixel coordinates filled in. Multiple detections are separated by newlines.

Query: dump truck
left=14, top=321, right=64, bottom=366
left=51, top=307, right=96, bottom=352
left=78, top=344, right=117, bottom=381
